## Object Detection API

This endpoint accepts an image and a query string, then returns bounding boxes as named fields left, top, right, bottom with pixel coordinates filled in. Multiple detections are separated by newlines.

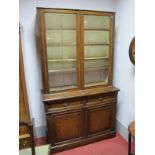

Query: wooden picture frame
left=129, top=37, right=135, bottom=65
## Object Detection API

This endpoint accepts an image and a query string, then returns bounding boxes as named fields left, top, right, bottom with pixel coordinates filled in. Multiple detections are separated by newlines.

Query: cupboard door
left=44, top=12, right=79, bottom=92
left=47, top=109, right=83, bottom=145
left=83, top=14, right=113, bottom=87
left=87, top=103, right=114, bottom=136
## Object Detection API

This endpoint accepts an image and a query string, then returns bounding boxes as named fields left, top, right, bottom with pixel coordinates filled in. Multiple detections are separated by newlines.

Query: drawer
left=84, top=93, right=116, bottom=105
left=46, top=99, right=82, bottom=112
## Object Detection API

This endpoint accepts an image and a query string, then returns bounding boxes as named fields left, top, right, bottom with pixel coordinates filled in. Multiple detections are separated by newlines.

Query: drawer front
left=19, top=137, right=31, bottom=149
left=47, top=109, right=84, bottom=145
left=45, top=99, right=82, bottom=113
left=84, top=93, right=116, bottom=105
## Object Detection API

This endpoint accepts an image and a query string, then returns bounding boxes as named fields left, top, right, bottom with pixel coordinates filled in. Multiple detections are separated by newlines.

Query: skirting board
left=35, top=120, right=128, bottom=141
left=116, top=119, right=128, bottom=141
left=35, top=125, right=47, bottom=138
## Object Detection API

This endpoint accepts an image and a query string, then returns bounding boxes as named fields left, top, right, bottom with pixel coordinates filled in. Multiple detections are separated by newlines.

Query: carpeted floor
left=36, top=133, right=130, bottom=155
left=53, top=133, right=128, bottom=155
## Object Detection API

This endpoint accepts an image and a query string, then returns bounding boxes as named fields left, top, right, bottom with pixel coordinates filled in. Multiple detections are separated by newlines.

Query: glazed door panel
left=44, top=12, right=79, bottom=92
left=83, top=14, right=113, bottom=87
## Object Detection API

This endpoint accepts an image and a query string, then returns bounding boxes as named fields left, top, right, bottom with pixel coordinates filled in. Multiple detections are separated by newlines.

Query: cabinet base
left=50, top=131, right=116, bottom=154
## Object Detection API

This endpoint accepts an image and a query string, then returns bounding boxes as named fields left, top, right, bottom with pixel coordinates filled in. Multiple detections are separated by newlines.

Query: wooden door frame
left=19, top=29, right=30, bottom=122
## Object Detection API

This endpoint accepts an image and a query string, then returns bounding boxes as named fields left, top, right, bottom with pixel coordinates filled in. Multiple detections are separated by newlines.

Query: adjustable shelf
left=48, top=57, right=108, bottom=62
left=47, top=44, right=76, bottom=47
left=84, top=81, right=108, bottom=87
left=46, top=28, right=76, bottom=30
left=48, top=59, right=76, bottom=62
left=84, top=57, right=109, bottom=60
left=84, top=28, right=110, bottom=31
left=48, top=68, right=76, bottom=73
left=85, top=65, right=108, bottom=70
left=84, top=43, right=109, bottom=46
left=49, top=85, right=77, bottom=92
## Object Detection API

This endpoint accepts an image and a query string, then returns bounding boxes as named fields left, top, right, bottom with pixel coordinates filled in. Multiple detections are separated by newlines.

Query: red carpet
left=36, top=137, right=47, bottom=146
left=53, top=133, right=128, bottom=155
left=36, top=133, right=130, bottom=155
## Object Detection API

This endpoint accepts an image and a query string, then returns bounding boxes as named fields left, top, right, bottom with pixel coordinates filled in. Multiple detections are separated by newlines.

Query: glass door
left=45, top=12, right=78, bottom=91
left=83, top=14, right=110, bottom=87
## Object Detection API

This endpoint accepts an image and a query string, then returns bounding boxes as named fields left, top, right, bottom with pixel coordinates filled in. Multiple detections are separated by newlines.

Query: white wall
left=19, top=0, right=116, bottom=136
left=113, top=0, right=135, bottom=131
left=19, top=0, right=135, bottom=138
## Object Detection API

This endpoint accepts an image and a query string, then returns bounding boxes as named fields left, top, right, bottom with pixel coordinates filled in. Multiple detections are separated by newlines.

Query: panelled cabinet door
left=47, top=109, right=83, bottom=145
left=87, top=103, right=115, bottom=136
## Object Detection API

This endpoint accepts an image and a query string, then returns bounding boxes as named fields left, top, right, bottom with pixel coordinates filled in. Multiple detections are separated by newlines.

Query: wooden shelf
left=46, top=28, right=110, bottom=31
left=46, top=28, right=76, bottom=30
left=48, top=57, right=108, bottom=62
left=84, top=28, right=110, bottom=31
left=84, top=81, right=108, bottom=87
left=47, top=44, right=76, bottom=47
left=48, top=68, right=76, bottom=73
left=48, top=58, right=76, bottom=62
left=47, top=44, right=109, bottom=47
left=84, top=57, right=109, bottom=60
left=84, top=44, right=109, bottom=46
left=49, top=85, right=77, bottom=92
left=48, top=66, right=108, bottom=73
left=84, top=65, right=108, bottom=71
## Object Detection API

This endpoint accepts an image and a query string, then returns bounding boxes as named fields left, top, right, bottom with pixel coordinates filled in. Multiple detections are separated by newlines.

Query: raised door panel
left=87, top=104, right=114, bottom=136
left=47, top=109, right=83, bottom=145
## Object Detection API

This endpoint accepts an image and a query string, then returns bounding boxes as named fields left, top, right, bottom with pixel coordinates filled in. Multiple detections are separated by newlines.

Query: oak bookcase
left=37, top=8, right=119, bottom=153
